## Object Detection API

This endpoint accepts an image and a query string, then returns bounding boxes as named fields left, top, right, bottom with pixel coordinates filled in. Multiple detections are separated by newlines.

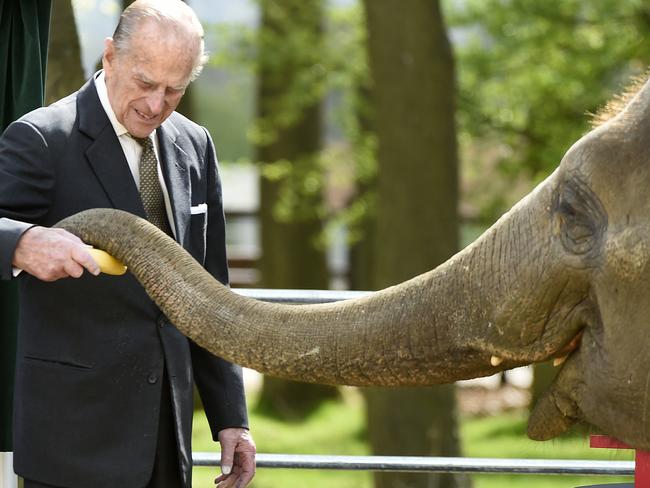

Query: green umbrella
left=0, top=0, right=51, bottom=452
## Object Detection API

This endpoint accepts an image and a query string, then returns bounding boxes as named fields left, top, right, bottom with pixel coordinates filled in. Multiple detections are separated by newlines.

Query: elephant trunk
left=57, top=174, right=585, bottom=386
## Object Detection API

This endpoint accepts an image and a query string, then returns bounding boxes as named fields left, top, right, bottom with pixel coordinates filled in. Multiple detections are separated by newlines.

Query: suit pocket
left=13, top=354, right=108, bottom=478
left=23, top=355, right=93, bottom=371
left=189, top=211, right=207, bottom=264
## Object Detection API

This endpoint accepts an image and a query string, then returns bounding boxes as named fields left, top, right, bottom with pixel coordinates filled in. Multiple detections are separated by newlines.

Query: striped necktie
left=132, top=135, right=173, bottom=236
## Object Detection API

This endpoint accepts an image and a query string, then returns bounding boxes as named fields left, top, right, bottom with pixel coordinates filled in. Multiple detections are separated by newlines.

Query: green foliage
left=209, top=0, right=650, bottom=231
left=192, top=69, right=255, bottom=162
left=192, top=391, right=371, bottom=488
left=254, top=1, right=328, bottom=146
left=207, top=3, right=374, bottom=240
left=261, top=155, right=325, bottom=223
left=320, top=4, right=377, bottom=244
left=445, top=0, right=650, bottom=222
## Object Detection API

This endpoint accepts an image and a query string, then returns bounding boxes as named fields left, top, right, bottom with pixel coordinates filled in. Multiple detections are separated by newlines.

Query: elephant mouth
left=526, top=329, right=586, bottom=441
left=549, top=329, right=584, bottom=367
left=487, top=329, right=584, bottom=370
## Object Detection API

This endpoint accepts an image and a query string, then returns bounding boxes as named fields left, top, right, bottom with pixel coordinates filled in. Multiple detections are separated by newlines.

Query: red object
left=590, top=435, right=650, bottom=487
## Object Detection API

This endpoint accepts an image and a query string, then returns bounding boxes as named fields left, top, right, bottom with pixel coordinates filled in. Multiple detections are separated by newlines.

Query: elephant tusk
left=552, top=330, right=583, bottom=367
left=553, top=355, right=568, bottom=367
left=490, top=356, right=504, bottom=367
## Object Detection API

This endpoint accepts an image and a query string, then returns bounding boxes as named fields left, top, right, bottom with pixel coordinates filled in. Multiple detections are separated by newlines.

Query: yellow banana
left=87, top=248, right=127, bottom=276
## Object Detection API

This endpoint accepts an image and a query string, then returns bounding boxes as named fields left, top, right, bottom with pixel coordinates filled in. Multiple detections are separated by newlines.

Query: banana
left=87, top=248, right=127, bottom=276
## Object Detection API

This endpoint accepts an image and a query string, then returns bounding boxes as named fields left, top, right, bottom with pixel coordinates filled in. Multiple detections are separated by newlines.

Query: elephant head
left=58, top=75, right=650, bottom=449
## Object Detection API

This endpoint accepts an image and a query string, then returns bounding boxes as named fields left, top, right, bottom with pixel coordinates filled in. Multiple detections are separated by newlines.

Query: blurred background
left=43, top=0, right=650, bottom=486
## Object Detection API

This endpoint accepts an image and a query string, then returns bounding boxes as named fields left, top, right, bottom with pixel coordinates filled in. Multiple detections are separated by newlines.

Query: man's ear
left=102, top=37, right=115, bottom=72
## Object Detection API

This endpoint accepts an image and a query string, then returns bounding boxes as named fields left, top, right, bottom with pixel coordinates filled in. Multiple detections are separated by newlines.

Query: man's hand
left=215, top=428, right=256, bottom=488
left=12, top=226, right=100, bottom=281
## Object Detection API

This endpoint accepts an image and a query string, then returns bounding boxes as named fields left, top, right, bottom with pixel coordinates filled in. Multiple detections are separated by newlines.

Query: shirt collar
left=95, top=70, right=130, bottom=138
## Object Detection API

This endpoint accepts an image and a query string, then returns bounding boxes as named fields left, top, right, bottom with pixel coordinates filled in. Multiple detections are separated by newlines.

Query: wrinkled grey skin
left=58, top=78, right=650, bottom=449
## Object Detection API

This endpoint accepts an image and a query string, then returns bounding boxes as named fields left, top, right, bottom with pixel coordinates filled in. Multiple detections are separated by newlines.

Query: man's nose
left=146, top=91, right=165, bottom=115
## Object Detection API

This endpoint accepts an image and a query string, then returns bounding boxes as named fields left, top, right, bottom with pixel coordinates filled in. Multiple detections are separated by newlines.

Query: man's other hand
left=215, top=428, right=256, bottom=488
left=12, top=226, right=100, bottom=281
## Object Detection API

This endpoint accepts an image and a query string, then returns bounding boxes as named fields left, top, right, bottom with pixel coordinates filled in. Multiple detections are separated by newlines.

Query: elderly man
left=0, top=1, right=255, bottom=487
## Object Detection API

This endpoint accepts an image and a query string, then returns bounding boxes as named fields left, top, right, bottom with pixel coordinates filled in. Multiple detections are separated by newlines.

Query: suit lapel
left=78, top=78, right=146, bottom=219
left=157, top=120, right=191, bottom=247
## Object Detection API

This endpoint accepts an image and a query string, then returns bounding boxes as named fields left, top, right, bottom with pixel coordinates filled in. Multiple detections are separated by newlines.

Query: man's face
left=102, top=21, right=197, bottom=137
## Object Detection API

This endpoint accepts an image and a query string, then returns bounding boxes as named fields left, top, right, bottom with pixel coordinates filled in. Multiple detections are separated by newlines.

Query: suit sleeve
left=0, top=120, right=55, bottom=279
left=190, top=127, right=249, bottom=438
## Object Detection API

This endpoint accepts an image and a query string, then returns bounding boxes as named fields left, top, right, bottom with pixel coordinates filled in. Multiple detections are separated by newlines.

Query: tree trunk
left=360, top=1, right=469, bottom=487
left=255, top=0, right=339, bottom=419
left=45, top=0, right=84, bottom=105
left=365, top=386, right=465, bottom=488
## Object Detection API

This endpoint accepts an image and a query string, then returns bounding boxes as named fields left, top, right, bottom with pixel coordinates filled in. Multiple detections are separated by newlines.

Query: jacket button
left=147, top=374, right=158, bottom=384
left=157, top=318, right=165, bottom=328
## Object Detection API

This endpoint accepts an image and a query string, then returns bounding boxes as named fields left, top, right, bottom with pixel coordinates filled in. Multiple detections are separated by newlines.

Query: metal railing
left=193, top=453, right=634, bottom=476
left=232, top=287, right=371, bottom=304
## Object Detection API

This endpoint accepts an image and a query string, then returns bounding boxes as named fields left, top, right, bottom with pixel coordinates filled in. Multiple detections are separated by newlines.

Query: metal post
left=1, top=452, right=18, bottom=488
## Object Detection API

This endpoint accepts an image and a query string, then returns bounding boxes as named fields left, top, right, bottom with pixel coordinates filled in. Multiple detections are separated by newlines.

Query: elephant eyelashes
left=554, top=179, right=607, bottom=256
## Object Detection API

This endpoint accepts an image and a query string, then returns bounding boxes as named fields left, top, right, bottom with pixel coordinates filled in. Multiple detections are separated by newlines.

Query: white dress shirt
left=95, top=71, right=177, bottom=238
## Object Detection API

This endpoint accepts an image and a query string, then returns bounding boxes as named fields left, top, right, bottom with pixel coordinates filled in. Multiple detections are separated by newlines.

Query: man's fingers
left=63, top=259, right=85, bottom=279
left=217, top=428, right=256, bottom=488
left=13, top=226, right=102, bottom=280
left=215, top=466, right=241, bottom=488
left=214, top=471, right=232, bottom=483
left=235, top=451, right=256, bottom=488
left=215, top=476, right=235, bottom=488
left=219, top=444, right=235, bottom=478
left=70, top=246, right=100, bottom=276
left=38, top=267, right=68, bottom=282
left=214, top=470, right=235, bottom=487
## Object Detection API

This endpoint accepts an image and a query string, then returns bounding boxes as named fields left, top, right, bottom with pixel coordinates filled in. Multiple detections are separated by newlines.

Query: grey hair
left=112, top=0, right=209, bottom=81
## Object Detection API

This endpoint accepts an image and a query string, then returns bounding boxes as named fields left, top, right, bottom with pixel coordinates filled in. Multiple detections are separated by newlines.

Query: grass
left=192, top=387, right=371, bottom=487
left=191, top=388, right=634, bottom=488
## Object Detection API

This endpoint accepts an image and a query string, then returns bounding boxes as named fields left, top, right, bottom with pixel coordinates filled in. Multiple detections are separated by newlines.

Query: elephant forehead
left=562, top=125, right=650, bottom=208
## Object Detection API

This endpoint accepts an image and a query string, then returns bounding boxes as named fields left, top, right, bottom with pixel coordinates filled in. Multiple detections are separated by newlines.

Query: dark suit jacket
left=0, top=76, right=248, bottom=488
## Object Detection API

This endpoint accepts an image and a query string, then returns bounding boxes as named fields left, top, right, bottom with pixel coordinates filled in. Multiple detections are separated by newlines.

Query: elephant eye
left=554, top=179, right=606, bottom=256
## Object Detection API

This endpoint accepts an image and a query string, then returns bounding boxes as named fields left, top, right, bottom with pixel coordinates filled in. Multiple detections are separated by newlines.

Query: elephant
left=57, top=74, right=650, bottom=451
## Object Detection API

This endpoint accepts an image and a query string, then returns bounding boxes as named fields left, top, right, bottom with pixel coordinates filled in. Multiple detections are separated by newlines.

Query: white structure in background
left=1, top=452, right=17, bottom=488
left=458, top=366, right=533, bottom=389
left=220, top=163, right=259, bottom=258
